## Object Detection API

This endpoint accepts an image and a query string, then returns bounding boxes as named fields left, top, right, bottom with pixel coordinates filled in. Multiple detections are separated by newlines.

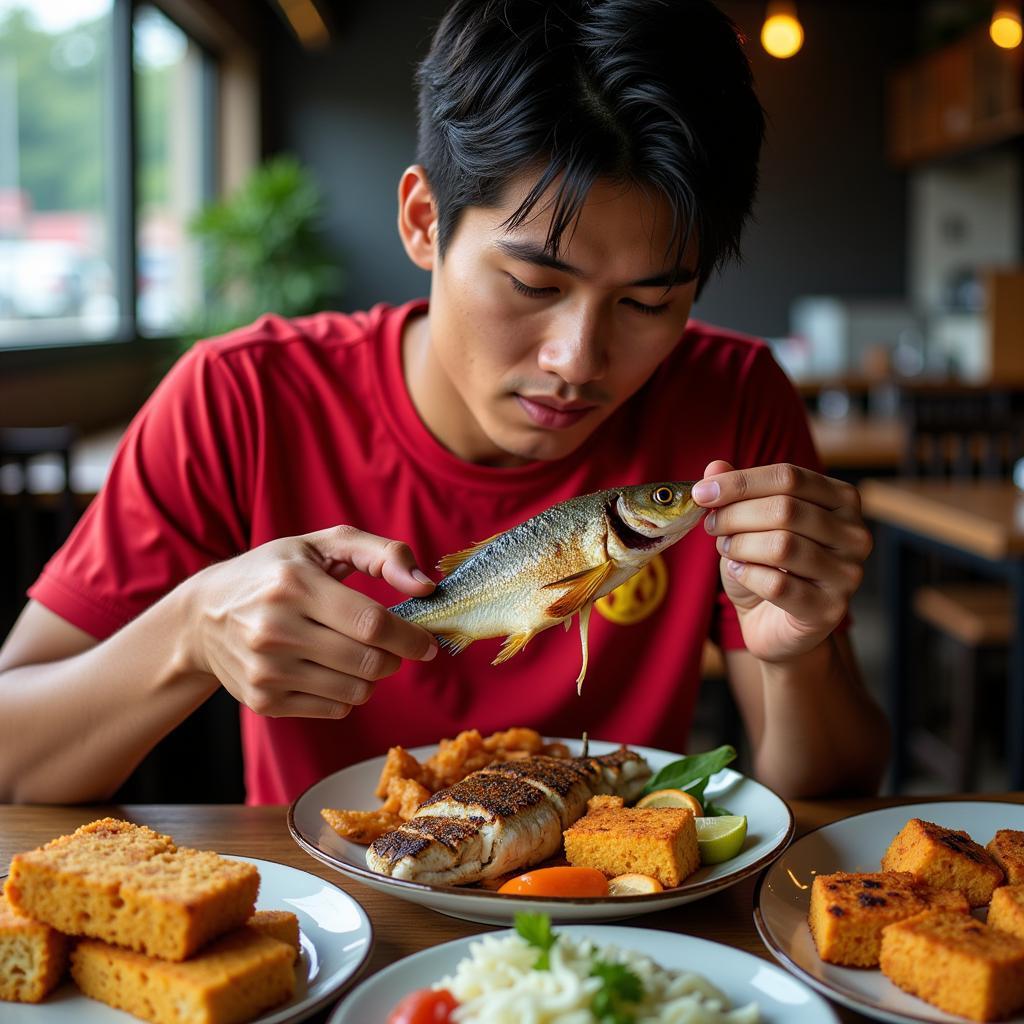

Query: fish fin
left=435, top=533, right=502, bottom=576
left=434, top=630, right=476, bottom=655
left=491, top=630, right=536, bottom=665
left=544, top=561, right=615, bottom=619
left=576, top=603, right=593, bottom=696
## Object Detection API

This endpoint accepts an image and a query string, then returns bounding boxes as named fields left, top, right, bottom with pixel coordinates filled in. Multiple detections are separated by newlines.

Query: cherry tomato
left=497, top=865, right=609, bottom=897
left=386, top=987, right=458, bottom=1024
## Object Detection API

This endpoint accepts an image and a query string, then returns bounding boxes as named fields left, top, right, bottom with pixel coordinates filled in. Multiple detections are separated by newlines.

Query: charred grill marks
left=483, top=756, right=596, bottom=796
left=371, top=816, right=485, bottom=861
left=419, top=773, right=545, bottom=818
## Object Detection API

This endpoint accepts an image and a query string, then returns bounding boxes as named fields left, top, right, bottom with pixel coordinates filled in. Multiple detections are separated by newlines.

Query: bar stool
left=910, top=583, right=1011, bottom=789
left=892, top=387, right=1022, bottom=791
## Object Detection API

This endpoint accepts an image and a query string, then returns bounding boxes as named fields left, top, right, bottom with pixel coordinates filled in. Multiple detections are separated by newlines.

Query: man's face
left=404, top=172, right=700, bottom=467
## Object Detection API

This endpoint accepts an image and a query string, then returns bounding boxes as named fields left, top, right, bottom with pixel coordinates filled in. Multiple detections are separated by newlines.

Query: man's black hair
left=415, top=0, right=765, bottom=289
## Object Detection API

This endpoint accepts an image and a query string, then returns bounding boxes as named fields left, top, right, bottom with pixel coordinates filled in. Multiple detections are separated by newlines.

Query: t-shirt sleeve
left=708, top=343, right=824, bottom=651
left=28, top=343, right=253, bottom=640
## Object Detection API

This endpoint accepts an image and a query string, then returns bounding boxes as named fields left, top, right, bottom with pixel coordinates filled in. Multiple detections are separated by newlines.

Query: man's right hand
left=184, top=525, right=438, bottom=720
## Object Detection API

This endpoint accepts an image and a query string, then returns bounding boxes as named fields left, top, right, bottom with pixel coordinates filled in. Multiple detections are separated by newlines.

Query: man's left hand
left=692, top=459, right=872, bottom=663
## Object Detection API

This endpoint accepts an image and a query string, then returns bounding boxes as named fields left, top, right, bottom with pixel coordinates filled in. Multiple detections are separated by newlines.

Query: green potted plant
left=186, top=155, right=341, bottom=343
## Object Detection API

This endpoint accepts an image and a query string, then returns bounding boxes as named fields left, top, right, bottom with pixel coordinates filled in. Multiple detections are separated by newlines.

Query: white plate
left=754, top=800, right=1024, bottom=1024
left=328, top=924, right=840, bottom=1023
left=288, top=737, right=794, bottom=924
left=3, top=855, right=373, bottom=1024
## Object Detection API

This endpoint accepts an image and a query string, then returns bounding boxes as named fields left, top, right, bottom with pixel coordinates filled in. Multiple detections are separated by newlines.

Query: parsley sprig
left=590, top=959, right=645, bottom=1023
left=514, top=913, right=647, bottom=1022
left=514, top=912, right=557, bottom=970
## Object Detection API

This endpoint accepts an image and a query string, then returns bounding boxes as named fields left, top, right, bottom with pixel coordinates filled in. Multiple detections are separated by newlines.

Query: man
left=0, top=0, right=887, bottom=805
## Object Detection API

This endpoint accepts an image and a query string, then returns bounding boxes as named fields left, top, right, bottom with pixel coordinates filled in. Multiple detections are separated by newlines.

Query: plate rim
left=0, top=852, right=376, bottom=1024
left=287, top=737, right=795, bottom=906
left=328, top=922, right=842, bottom=1024
left=752, top=799, right=1024, bottom=1024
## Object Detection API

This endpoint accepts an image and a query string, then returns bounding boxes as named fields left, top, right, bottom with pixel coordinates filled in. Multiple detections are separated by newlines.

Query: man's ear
left=397, top=165, right=438, bottom=271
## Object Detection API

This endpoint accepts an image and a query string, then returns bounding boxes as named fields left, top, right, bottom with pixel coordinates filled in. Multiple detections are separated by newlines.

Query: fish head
left=605, top=481, right=705, bottom=559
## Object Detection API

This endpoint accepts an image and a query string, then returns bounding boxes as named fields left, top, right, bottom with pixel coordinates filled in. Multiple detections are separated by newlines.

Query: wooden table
left=860, top=478, right=1024, bottom=789
left=4, top=797, right=1019, bottom=1022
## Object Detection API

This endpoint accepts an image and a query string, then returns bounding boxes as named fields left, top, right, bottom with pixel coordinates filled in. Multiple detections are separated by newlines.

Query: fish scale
left=392, top=481, right=705, bottom=692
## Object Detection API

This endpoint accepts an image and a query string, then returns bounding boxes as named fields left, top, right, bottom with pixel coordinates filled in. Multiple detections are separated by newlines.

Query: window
left=135, top=4, right=213, bottom=335
left=0, top=0, right=216, bottom=349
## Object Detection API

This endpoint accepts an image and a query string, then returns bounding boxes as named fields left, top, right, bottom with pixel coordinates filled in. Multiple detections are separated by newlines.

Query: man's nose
left=536, top=304, right=608, bottom=385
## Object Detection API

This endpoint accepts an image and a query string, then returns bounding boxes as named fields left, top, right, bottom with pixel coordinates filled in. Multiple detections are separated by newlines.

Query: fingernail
left=422, top=642, right=438, bottom=661
left=704, top=511, right=717, bottom=532
left=727, top=559, right=744, bottom=576
left=412, top=569, right=433, bottom=585
left=693, top=480, right=720, bottom=504
left=721, top=535, right=731, bottom=554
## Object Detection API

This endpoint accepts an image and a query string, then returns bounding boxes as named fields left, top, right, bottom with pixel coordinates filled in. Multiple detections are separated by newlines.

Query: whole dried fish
left=392, top=482, right=704, bottom=692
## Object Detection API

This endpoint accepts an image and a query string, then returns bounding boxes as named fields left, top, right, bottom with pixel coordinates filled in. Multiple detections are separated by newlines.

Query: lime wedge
left=695, top=815, right=747, bottom=864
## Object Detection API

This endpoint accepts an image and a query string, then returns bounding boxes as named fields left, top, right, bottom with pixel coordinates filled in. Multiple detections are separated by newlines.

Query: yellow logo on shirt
left=595, top=554, right=668, bottom=625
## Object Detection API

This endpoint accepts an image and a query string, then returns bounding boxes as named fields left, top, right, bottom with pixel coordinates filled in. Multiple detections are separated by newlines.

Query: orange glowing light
left=761, top=2, right=804, bottom=59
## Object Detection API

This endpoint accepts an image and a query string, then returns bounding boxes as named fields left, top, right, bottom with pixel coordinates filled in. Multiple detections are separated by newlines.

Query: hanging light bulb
left=990, top=4, right=1023, bottom=48
left=761, top=1, right=804, bottom=59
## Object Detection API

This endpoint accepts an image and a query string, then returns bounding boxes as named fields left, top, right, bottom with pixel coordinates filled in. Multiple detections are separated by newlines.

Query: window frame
left=0, top=0, right=225, bottom=366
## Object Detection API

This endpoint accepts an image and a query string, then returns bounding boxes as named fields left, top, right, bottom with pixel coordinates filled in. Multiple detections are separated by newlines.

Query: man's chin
left=488, top=424, right=595, bottom=465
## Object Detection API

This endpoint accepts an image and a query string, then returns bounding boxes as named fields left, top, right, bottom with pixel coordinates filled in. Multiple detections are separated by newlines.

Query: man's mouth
left=515, top=394, right=597, bottom=430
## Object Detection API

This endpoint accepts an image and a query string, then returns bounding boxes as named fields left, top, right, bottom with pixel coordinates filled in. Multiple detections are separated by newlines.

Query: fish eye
left=652, top=486, right=674, bottom=506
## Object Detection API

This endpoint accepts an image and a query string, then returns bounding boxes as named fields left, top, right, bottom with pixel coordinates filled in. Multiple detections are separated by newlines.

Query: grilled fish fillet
left=366, top=748, right=651, bottom=885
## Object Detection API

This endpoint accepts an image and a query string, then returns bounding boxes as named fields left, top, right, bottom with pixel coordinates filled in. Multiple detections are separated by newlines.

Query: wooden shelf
left=888, top=24, right=1024, bottom=165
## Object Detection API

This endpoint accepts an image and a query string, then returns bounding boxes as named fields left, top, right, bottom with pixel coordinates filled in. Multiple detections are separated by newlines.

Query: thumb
left=693, top=459, right=735, bottom=506
left=302, top=525, right=436, bottom=596
left=703, top=459, right=734, bottom=478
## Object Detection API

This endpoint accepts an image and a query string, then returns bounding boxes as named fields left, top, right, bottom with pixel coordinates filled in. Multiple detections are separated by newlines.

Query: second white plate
left=2, top=855, right=373, bottom=1024
left=754, top=800, right=1024, bottom=1024
left=329, top=925, right=840, bottom=1023
left=289, top=737, right=794, bottom=924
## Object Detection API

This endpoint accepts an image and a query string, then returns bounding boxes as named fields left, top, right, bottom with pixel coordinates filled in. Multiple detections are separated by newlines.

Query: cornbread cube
left=808, top=870, right=970, bottom=967
left=3, top=817, right=259, bottom=961
left=0, top=894, right=68, bottom=1003
left=989, top=886, right=1024, bottom=941
left=881, top=818, right=1004, bottom=907
left=71, top=924, right=296, bottom=1024
left=563, top=806, right=699, bottom=887
left=880, top=911, right=1024, bottom=1022
left=587, top=795, right=624, bottom=813
left=247, top=910, right=300, bottom=961
left=987, top=830, right=1024, bottom=886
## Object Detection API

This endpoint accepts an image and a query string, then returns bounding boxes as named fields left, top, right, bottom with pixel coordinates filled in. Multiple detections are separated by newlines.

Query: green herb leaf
left=641, top=744, right=736, bottom=796
left=703, top=801, right=733, bottom=817
left=590, top=959, right=645, bottom=1023
left=514, top=911, right=557, bottom=970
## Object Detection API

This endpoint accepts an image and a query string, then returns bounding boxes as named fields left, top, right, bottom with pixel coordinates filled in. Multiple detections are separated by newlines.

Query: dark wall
left=267, top=0, right=915, bottom=338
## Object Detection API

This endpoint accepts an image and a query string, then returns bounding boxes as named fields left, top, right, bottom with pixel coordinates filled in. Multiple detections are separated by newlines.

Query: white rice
left=434, top=931, right=760, bottom=1024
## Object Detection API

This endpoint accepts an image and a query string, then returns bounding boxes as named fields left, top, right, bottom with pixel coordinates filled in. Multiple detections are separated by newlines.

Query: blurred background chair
left=901, top=388, right=1024, bottom=480
left=0, top=425, right=80, bottom=630
left=895, top=387, right=1023, bottom=789
left=0, top=424, right=244, bottom=803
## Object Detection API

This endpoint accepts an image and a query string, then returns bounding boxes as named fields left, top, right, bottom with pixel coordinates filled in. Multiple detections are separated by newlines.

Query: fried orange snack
left=482, top=727, right=545, bottom=755
left=320, top=808, right=402, bottom=845
left=384, top=777, right=431, bottom=820
left=374, top=746, right=427, bottom=800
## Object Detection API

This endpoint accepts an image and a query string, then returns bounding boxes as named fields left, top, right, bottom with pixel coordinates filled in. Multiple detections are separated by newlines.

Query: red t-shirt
left=29, top=300, right=820, bottom=804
